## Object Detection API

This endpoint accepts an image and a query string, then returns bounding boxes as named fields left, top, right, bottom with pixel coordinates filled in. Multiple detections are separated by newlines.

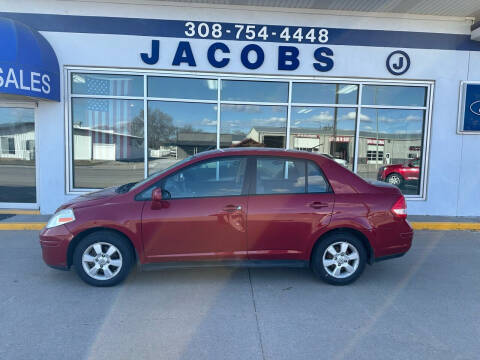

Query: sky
left=31, top=76, right=427, bottom=137
left=0, top=107, right=34, bottom=125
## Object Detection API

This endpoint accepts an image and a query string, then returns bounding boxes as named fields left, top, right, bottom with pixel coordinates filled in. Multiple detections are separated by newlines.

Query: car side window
left=256, top=158, right=306, bottom=195
left=162, top=157, right=247, bottom=199
left=307, top=161, right=329, bottom=193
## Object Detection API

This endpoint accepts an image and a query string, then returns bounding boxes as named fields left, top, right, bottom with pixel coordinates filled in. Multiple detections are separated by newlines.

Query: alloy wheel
left=81, top=242, right=123, bottom=280
left=322, top=241, right=360, bottom=279
left=388, top=174, right=402, bottom=185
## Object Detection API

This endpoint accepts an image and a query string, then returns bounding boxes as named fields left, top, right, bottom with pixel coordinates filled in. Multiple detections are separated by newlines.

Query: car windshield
left=403, top=158, right=419, bottom=167
left=126, top=156, right=194, bottom=193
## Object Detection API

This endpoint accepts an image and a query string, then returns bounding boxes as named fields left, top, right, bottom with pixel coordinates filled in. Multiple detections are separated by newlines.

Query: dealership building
left=0, top=0, right=480, bottom=215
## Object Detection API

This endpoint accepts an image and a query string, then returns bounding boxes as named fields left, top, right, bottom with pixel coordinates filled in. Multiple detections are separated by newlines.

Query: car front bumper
left=39, top=225, right=74, bottom=270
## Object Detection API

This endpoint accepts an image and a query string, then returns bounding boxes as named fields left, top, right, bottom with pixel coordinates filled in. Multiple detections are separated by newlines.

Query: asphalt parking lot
left=1, top=230, right=479, bottom=360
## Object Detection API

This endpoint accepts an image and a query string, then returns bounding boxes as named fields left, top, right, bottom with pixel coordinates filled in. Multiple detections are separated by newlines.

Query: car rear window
left=255, top=157, right=330, bottom=195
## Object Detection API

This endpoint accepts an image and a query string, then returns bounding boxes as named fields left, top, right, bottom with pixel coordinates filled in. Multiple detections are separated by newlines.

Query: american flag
left=86, top=76, right=134, bottom=160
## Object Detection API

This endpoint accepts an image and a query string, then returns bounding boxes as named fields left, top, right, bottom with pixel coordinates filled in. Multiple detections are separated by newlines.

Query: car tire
left=311, top=232, right=367, bottom=285
left=73, top=230, right=134, bottom=287
left=386, top=173, right=404, bottom=187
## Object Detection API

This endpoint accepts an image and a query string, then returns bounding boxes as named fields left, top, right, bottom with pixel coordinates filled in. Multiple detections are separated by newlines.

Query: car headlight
left=46, top=209, right=76, bottom=229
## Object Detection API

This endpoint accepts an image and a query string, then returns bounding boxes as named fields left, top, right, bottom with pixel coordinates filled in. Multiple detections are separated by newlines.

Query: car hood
left=384, top=163, right=404, bottom=169
left=57, top=187, right=119, bottom=211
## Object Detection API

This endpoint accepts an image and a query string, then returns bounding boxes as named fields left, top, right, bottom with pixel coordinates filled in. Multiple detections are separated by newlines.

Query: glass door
left=0, top=105, right=37, bottom=205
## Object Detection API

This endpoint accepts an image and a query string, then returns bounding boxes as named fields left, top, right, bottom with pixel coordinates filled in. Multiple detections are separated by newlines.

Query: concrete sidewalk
left=0, top=210, right=479, bottom=231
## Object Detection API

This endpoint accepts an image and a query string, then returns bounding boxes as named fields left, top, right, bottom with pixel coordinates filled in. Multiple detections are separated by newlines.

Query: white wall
left=73, top=134, right=92, bottom=160
left=456, top=51, right=480, bottom=216
left=3, top=1, right=478, bottom=215
left=0, top=131, right=35, bottom=160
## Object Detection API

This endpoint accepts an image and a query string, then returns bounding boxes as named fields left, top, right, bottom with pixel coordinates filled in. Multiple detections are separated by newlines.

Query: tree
left=131, top=109, right=176, bottom=149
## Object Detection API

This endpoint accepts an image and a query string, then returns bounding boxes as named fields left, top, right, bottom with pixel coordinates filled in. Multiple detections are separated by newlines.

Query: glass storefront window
left=358, top=108, right=425, bottom=195
left=221, top=80, right=288, bottom=103
left=0, top=107, right=36, bottom=203
left=148, top=77, right=217, bottom=100
left=292, top=83, right=358, bottom=104
left=220, top=104, right=287, bottom=148
left=147, top=101, right=217, bottom=174
left=68, top=72, right=430, bottom=198
left=71, top=73, right=143, bottom=97
left=290, top=107, right=356, bottom=171
left=362, top=85, right=426, bottom=107
left=71, top=98, right=144, bottom=188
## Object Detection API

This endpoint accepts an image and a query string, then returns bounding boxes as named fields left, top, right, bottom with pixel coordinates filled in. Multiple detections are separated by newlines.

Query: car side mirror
left=152, top=188, right=163, bottom=202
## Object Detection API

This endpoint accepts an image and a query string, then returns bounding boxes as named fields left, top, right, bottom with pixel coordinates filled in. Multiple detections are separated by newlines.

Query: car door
left=247, top=157, right=334, bottom=261
left=141, top=156, right=249, bottom=262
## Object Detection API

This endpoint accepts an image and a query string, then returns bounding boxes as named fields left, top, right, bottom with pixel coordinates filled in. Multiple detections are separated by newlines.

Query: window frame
left=65, top=66, right=433, bottom=200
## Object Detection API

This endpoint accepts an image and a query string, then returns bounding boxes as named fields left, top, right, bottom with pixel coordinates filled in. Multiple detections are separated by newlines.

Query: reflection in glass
left=221, top=80, right=288, bottom=103
left=362, top=85, right=426, bottom=107
left=72, top=98, right=144, bottom=188
left=0, top=107, right=36, bottom=203
left=147, top=101, right=217, bottom=174
left=71, top=73, right=144, bottom=97
left=292, top=83, right=358, bottom=104
left=358, top=108, right=425, bottom=195
left=290, top=107, right=356, bottom=170
left=148, top=77, right=217, bottom=100
left=220, top=105, right=287, bottom=148
left=256, top=158, right=305, bottom=194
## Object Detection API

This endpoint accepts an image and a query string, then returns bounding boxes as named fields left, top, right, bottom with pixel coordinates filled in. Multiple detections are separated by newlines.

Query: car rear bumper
left=39, top=225, right=74, bottom=270
left=381, top=232, right=413, bottom=259
left=373, top=220, right=413, bottom=261
left=374, top=251, right=408, bottom=263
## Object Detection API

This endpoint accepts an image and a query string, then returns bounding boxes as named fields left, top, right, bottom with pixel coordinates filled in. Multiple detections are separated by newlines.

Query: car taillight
left=391, top=196, right=407, bottom=219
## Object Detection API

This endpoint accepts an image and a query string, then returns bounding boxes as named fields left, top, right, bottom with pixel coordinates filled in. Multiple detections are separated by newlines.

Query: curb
left=0, top=223, right=46, bottom=230
left=0, top=209, right=40, bottom=215
left=410, top=222, right=480, bottom=231
left=0, top=222, right=478, bottom=231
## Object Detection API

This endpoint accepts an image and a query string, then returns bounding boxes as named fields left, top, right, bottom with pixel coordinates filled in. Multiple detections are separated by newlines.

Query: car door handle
left=309, top=201, right=329, bottom=209
left=223, top=205, right=242, bottom=212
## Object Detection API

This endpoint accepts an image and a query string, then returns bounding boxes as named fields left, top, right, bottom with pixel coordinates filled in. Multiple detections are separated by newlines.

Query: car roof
left=192, top=147, right=327, bottom=159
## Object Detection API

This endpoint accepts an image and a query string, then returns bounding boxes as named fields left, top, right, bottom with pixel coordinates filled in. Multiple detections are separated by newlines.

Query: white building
left=0, top=0, right=479, bottom=216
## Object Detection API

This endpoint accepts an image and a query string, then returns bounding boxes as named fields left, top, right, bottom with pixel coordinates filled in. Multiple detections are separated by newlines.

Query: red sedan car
left=40, top=148, right=413, bottom=287
left=377, top=158, right=420, bottom=187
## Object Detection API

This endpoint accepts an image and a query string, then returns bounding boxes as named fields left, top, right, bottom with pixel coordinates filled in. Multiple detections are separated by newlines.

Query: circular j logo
left=386, top=50, right=410, bottom=76
left=469, top=100, right=480, bottom=116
